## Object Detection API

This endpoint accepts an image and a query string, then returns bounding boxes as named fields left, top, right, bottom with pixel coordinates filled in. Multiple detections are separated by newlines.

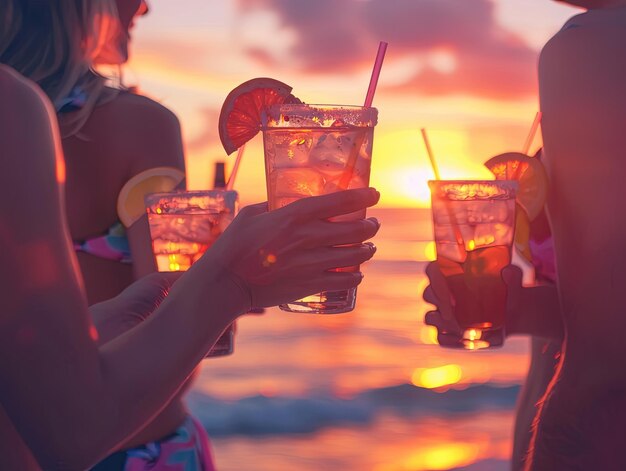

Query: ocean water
left=190, top=208, right=530, bottom=471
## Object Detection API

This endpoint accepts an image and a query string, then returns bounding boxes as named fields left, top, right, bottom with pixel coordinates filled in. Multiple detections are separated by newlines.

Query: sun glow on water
left=412, top=364, right=463, bottom=390
left=424, top=241, right=436, bottom=261
left=404, top=442, right=479, bottom=470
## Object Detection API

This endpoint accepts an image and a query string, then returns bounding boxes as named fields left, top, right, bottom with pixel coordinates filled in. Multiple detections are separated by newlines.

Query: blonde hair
left=0, top=0, right=121, bottom=137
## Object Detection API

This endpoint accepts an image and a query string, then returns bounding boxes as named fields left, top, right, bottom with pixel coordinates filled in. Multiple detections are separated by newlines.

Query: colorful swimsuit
left=73, top=221, right=133, bottom=264
left=71, top=166, right=185, bottom=262
left=91, top=416, right=216, bottom=471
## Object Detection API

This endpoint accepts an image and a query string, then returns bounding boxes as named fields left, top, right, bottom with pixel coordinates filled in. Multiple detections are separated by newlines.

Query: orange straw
left=421, top=128, right=464, bottom=248
left=421, top=128, right=441, bottom=180
left=338, top=41, right=388, bottom=190
left=225, top=144, right=245, bottom=190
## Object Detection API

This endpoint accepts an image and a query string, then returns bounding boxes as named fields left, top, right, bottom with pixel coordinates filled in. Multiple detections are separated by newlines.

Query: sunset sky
left=124, top=0, right=579, bottom=207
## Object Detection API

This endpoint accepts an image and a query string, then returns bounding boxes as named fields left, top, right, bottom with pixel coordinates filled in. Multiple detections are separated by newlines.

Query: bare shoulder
left=0, top=65, right=59, bottom=177
left=0, top=65, right=54, bottom=123
left=0, top=64, right=30, bottom=90
left=87, top=90, right=185, bottom=174
left=99, top=91, right=181, bottom=130
left=0, top=66, right=67, bottom=253
left=541, top=8, right=626, bottom=64
left=539, top=8, right=626, bottom=91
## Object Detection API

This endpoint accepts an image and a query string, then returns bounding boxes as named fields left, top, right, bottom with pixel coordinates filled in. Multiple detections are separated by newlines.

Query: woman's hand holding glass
left=203, top=187, right=381, bottom=310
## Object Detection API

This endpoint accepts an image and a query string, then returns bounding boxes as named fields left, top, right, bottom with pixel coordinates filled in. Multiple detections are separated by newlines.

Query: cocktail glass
left=428, top=180, right=518, bottom=350
left=145, top=189, right=238, bottom=357
left=262, top=104, right=378, bottom=314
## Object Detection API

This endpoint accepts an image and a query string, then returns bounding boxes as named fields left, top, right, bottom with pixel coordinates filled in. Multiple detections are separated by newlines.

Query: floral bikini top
left=71, top=167, right=185, bottom=264
left=73, top=222, right=133, bottom=264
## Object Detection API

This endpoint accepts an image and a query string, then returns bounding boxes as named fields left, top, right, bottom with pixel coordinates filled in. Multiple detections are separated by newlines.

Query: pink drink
left=429, top=180, right=517, bottom=349
left=262, top=104, right=378, bottom=314
left=145, top=190, right=238, bottom=357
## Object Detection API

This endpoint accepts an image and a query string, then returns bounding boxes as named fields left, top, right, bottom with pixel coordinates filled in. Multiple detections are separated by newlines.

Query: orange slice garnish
left=485, top=152, right=549, bottom=264
left=484, top=152, right=548, bottom=222
left=218, top=77, right=301, bottom=155
left=117, top=167, right=185, bottom=227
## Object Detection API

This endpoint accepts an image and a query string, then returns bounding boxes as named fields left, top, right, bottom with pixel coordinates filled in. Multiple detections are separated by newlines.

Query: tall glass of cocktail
left=428, top=180, right=518, bottom=349
left=262, top=104, right=378, bottom=314
left=145, top=189, right=238, bottom=357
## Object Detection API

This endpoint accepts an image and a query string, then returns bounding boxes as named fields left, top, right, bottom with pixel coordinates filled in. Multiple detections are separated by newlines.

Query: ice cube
left=323, top=177, right=341, bottom=194
left=175, top=216, right=214, bottom=244
left=270, top=168, right=325, bottom=198
left=466, top=205, right=485, bottom=224
left=346, top=174, right=368, bottom=190
left=309, top=133, right=348, bottom=179
left=495, top=202, right=513, bottom=223
left=493, top=222, right=514, bottom=245
left=272, top=135, right=312, bottom=168
left=470, top=223, right=497, bottom=249
left=469, top=221, right=513, bottom=249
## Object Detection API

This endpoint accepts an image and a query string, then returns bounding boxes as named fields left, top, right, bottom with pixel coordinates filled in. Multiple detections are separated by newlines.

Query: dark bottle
left=213, top=161, right=227, bottom=189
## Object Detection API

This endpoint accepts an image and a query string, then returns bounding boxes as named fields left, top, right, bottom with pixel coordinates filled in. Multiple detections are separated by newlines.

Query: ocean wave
left=186, top=383, right=520, bottom=437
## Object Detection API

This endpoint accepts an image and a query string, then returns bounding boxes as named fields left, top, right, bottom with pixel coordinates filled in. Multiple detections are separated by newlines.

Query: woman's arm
left=0, top=67, right=381, bottom=469
left=0, top=67, right=244, bottom=469
left=113, top=94, right=187, bottom=279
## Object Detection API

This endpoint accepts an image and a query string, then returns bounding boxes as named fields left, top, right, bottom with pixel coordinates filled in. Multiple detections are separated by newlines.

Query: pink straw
left=338, top=42, right=388, bottom=190
left=225, top=144, right=245, bottom=190
left=364, top=42, right=388, bottom=107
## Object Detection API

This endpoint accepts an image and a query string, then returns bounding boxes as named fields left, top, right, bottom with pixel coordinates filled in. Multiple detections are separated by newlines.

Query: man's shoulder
left=541, top=7, right=626, bottom=66
left=553, top=7, right=626, bottom=38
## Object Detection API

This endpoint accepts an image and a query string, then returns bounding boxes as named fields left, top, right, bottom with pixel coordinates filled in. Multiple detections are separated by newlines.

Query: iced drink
left=429, top=180, right=518, bottom=349
left=262, top=104, right=378, bottom=314
left=145, top=190, right=238, bottom=357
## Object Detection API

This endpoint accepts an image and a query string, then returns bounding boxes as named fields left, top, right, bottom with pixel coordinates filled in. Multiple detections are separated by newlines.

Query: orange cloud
left=235, top=0, right=538, bottom=99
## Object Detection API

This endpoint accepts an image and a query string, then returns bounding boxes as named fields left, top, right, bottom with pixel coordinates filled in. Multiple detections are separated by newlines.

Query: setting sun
left=412, top=364, right=463, bottom=389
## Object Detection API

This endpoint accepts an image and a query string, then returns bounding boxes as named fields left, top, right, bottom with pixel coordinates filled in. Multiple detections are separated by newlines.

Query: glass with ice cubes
left=262, top=104, right=378, bottom=314
left=145, top=189, right=238, bottom=357
left=428, top=180, right=518, bottom=349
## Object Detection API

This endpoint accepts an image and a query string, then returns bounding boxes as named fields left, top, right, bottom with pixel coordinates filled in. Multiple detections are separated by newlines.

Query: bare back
left=527, top=8, right=626, bottom=468
left=540, top=7, right=626, bottom=365
left=62, top=91, right=185, bottom=304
